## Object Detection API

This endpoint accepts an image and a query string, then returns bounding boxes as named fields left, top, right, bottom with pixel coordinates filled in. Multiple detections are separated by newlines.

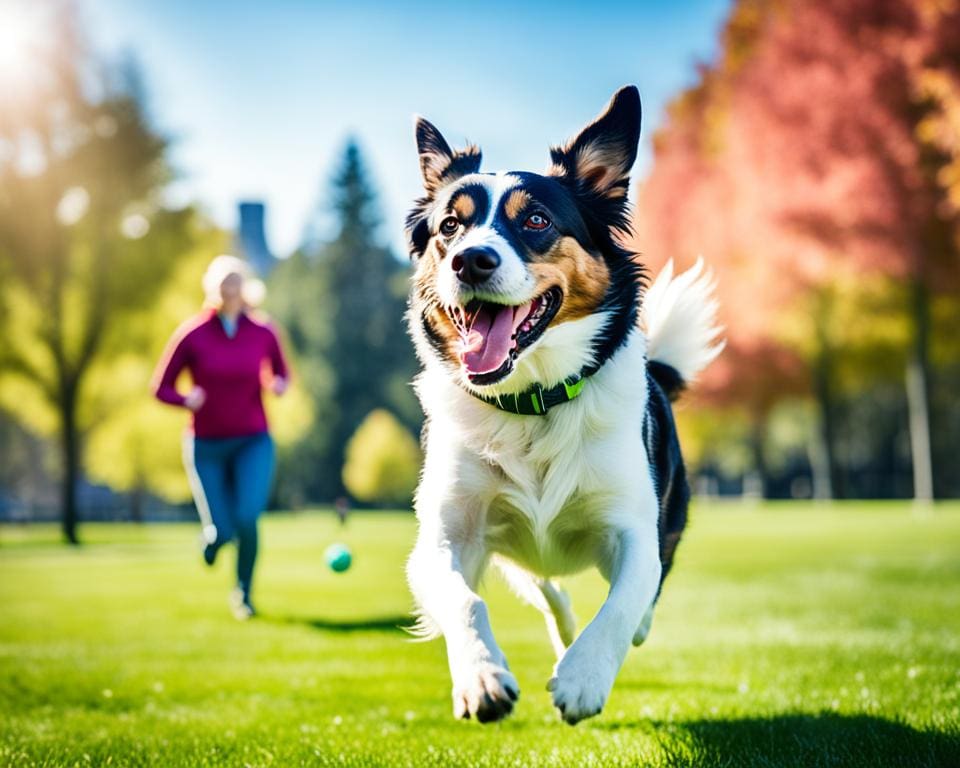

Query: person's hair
left=201, top=254, right=266, bottom=309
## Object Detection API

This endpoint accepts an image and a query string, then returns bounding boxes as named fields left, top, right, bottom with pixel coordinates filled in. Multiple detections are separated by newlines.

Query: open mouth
left=447, top=287, right=563, bottom=385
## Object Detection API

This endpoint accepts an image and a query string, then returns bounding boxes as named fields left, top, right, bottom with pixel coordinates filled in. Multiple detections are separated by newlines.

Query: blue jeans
left=183, top=431, right=275, bottom=599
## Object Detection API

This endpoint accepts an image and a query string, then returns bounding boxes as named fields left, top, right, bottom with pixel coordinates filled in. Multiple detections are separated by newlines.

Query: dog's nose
left=451, top=247, right=500, bottom=286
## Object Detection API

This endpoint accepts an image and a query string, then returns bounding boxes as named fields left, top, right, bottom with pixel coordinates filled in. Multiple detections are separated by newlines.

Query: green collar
left=471, top=374, right=588, bottom=416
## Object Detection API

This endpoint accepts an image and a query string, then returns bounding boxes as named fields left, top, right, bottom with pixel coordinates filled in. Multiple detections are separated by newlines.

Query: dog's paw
left=452, top=662, right=519, bottom=723
left=548, top=651, right=614, bottom=725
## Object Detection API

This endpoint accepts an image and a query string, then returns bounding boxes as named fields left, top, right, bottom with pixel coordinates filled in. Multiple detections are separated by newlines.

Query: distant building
left=235, top=201, right=275, bottom=275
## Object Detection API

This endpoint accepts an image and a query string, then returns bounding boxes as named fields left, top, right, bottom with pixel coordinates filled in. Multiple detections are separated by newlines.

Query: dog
left=403, top=85, right=723, bottom=725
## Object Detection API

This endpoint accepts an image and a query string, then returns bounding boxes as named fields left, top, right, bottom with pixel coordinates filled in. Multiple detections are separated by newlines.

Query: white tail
left=642, top=257, right=724, bottom=383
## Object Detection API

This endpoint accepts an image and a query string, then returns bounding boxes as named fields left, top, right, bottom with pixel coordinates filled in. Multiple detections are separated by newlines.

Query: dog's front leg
left=549, top=524, right=661, bottom=724
left=407, top=526, right=519, bottom=722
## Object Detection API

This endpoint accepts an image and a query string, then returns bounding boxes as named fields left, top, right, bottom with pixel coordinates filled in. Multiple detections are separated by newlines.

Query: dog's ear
left=414, top=117, right=482, bottom=194
left=548, top=86, right=641, bottom=201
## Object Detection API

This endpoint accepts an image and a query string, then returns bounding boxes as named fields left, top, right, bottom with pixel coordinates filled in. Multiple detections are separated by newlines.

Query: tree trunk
left=812, top=358, right=840, bottom=499
left=812, top=295, right=841, bottom=500
left=60, top=381, right=80, bottom=545
left=130, top=483, right=145, bottom=523
left=906, top=277, right=934, bottom=503
left=807, top=425, right=832, bottom=501
left=749, top=415, right=769, bottom=499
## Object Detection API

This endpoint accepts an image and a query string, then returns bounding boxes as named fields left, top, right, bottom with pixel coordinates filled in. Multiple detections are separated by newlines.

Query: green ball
left=325, top=543, right=352, bottom=573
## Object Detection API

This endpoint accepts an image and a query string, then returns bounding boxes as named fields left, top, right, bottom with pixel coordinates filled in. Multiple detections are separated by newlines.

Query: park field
left=1, top=503, right=958, bottom=767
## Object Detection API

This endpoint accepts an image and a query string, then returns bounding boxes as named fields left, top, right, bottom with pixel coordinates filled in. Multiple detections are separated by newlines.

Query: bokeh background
left=0, top=0, right=957, bottom=537
left=2, top=3, right=959, bottom=766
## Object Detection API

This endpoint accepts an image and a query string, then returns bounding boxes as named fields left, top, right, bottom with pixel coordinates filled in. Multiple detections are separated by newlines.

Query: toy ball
left=325, top=543, right=352, bottom=573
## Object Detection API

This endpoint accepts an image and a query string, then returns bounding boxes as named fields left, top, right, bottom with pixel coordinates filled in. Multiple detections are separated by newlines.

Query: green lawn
left=1, top=503, right=958, bottom=767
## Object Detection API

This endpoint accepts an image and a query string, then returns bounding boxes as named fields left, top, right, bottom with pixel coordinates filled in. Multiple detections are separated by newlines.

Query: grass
left=1, top=501, right=958, bottom=767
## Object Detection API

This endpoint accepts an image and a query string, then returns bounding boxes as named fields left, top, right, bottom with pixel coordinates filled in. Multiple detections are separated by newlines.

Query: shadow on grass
left=600, top=713, right=959, bottom=768
left=268, top=613, right=416, bottom=634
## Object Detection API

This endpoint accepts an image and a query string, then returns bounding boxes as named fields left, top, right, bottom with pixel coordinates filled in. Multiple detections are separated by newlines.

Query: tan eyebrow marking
left=451, top=193, right=476, bottom=221
left=504, top=189, right=531, bottom=220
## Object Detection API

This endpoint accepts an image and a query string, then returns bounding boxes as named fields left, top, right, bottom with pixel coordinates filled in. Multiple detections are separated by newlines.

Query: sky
left=81, top=0, right=731, bottom=258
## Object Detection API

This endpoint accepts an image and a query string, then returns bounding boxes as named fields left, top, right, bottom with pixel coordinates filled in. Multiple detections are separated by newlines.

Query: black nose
left=451, top=246, right=500, bottom=286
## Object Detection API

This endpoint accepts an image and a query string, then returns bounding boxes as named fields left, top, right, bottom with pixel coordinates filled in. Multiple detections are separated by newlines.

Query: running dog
left=404, top=85, right=723, bottom=725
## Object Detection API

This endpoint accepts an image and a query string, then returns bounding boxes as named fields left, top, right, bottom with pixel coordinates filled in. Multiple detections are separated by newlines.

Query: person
left=152, top=255, right=289, bottom=620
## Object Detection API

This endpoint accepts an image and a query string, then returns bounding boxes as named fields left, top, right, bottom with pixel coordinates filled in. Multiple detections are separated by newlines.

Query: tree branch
left=0, top=347, right=58, bottom=404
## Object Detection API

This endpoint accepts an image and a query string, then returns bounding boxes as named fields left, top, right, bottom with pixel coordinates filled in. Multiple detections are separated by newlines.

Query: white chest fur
left=415, top=328, right=653, bottom=579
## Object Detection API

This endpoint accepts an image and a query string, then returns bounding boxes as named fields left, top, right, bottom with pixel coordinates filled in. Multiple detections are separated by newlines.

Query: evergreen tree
left=269, top=140, right=418, bottom=503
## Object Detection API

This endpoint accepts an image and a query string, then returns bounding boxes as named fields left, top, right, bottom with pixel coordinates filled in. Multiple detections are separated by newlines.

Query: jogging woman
left=153, top=255, right=289, bottom=620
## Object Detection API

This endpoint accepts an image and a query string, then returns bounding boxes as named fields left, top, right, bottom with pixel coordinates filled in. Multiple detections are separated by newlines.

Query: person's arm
left=152, top=329, right=197, bottom=407
left=267, top=324, right=290, bottom=395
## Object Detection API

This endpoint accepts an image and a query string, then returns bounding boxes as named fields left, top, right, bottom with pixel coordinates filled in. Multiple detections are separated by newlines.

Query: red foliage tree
left=639, top=0, right=960, bottom=499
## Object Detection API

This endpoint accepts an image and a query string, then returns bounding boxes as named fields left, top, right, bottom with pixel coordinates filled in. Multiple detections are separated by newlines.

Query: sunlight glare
left=0, top=1, right=48, bottom=95
left=56, top=186, right=90, bottom=226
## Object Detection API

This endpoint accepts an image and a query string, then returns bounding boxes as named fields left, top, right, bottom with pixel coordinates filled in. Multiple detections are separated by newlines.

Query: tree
left=342, top=409, right=421, bottom=507
left=639, top=0, right=960, bottom=500
left=0, top=9, right=188, bottom=541
left=720, top=0, right=960, bottom=502
left=636, top=31, right=816, bottom=496
left=266, top=248, right=338, bottom=505
left=269, top=140, right=418, bottom=502
left=323, top=143, right=417, bottom=492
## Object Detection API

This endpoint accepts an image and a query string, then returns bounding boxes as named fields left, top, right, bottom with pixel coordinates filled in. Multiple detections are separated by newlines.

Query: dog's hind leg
left=495, top=557, right=576, bottom=659
left=540, top=579, right=577, bottom=657
left=632, top=602, right=655, bottom=646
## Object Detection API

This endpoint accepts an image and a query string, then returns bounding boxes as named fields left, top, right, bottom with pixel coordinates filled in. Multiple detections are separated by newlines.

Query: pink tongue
left=460, top=303, right=529, bottom=375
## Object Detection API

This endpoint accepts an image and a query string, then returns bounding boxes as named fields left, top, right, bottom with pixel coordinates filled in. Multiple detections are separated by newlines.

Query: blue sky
left=83, top=0, right=730, bottom=257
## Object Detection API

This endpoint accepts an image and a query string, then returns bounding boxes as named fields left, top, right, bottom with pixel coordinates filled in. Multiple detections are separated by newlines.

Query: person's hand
left=184, top=386, right=206, bottom=412
left=271, top=376, right=288, bottom=396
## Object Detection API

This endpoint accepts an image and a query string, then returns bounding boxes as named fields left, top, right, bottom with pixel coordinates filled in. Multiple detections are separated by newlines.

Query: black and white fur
left=404, top=86, right=723, bottom=725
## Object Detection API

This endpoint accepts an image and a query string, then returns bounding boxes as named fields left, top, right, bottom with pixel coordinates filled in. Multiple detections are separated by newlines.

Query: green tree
left=0, top=11, right=189, bottom=541
left=269, top=140, right=418, bottom=502
left=266, top=248, right=337, bottom=505
left=342, top=409, right=421, bottom=507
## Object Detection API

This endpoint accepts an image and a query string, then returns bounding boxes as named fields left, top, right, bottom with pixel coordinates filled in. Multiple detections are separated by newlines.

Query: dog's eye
left=439, top=216, right=460, bottom=237
left=524, top=213, right=551, bottom=231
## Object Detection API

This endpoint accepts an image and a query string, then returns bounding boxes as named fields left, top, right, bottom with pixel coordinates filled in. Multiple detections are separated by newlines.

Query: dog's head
left=406, top=86, right=643, bottom=396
